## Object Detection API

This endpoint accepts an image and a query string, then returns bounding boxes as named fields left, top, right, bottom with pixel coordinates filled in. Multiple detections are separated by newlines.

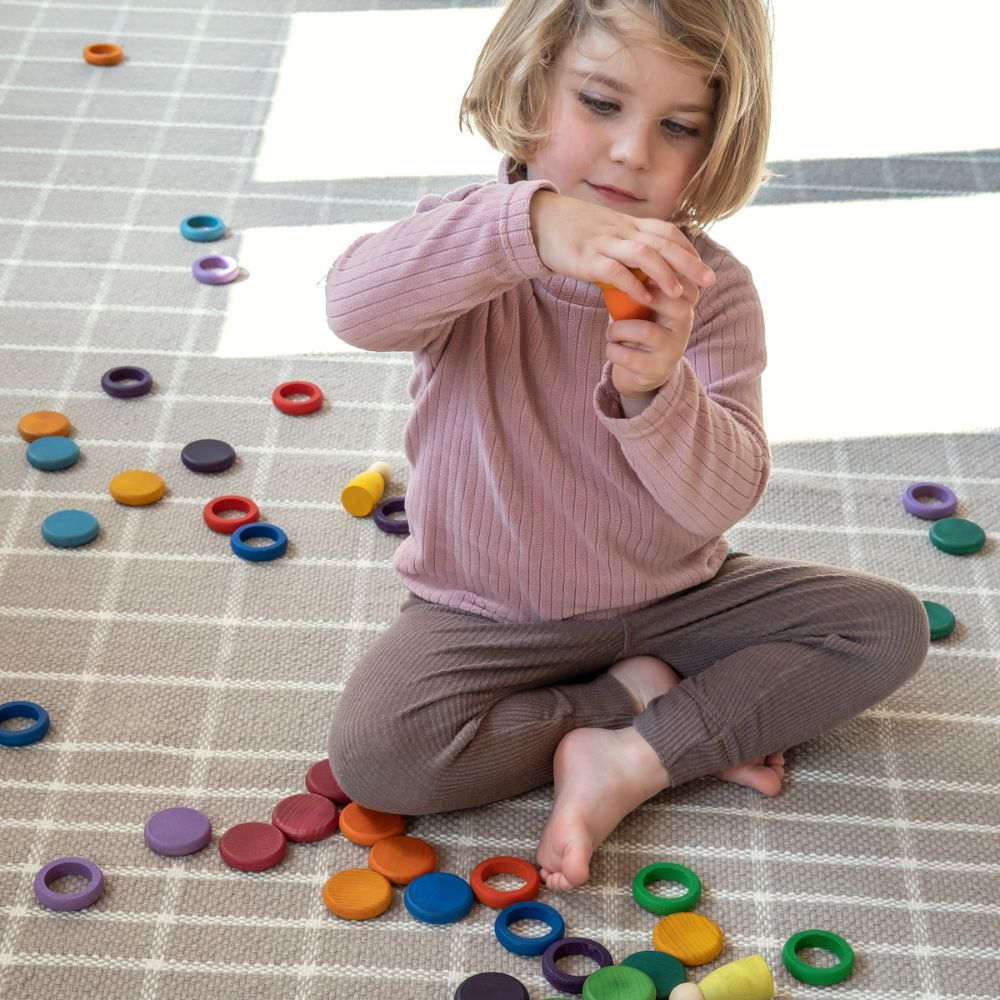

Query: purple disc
left=101, top=366, right=153, bottom=399
left=34, top=856, right=104, bottom=911
left=902, top=482, right=958, bottom=520
left=192, top=254, right=240, bottom=285
left=144, top=806, right=212, bottom=856
left=181, top=438, right=236, bottom=473
left=454, top=972, right=529, bottom=1000
left=374, top=496, right=409, bottom=535
left=542, top=936, right=615, bottom=993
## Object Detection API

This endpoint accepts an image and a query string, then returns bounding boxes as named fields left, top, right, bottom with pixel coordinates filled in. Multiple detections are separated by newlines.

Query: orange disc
left=322, top=868, right=392, bottom=920
left=17, top=411, right=71, bottom=442
left=83, top=43, right=124, bottom=66
left=368, top=835, right=436, bottom=885
left=652, top=911, right=725, bottom=966
left=108, top=470, right=166, bottom=506
left=338, top=803, right=405, bottom=846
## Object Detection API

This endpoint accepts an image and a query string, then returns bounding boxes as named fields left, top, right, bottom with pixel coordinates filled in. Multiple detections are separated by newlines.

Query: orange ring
left=338, top=802, right=406, bottom=846
left=83, top=43, right=124, bottom=66
left=368, top=835, right=437, bottom=885
left=322, top=868, right=392, bottom=920
left=469, top=855, right=541, bottom=908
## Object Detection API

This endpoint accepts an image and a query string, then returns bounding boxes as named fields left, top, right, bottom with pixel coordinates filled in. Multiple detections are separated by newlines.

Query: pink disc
left=271, top=793, right=339, bottom=842
left=218, top=822, right=286, bottom=872
left=305, top=759, right=352, bottom=804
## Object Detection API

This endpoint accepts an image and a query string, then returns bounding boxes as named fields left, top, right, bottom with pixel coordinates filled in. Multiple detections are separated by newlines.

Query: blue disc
left=26, top=436, right=80, bottom=471
left=403, top=872, right=474, bottom=925
left=181, top=438, right=236, bottom=473
left=494, top=900, right=565, bottom=956
left=0, top=701, right=50, bottom=747
left=180, top=214, right=226, bottom=242
left=41, top=509, right=99, bottom=547
left=230, top=522, right=288, bottom=562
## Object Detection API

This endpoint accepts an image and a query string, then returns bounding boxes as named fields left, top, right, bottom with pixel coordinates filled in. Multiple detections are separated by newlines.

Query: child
left=325, top=0, right=928, bottom=891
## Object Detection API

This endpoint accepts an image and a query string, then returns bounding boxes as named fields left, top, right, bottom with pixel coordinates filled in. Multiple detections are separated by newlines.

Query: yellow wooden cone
left=341, top=462, right=391, bottom=517
left=698, top=955, right=773, bottom=1000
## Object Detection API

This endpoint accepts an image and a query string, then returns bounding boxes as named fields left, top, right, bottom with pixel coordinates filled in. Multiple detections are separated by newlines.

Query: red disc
left=271, top=793, right=339, bottom=842
left=218, top=822, right=286, bottom=872
left=470, top=855, right=541, bottom=908
left=203, top=495, right=260, bottom=534
left=305, top=759, right=352, bottom=804
left=272, top=381, right=323, bottom=415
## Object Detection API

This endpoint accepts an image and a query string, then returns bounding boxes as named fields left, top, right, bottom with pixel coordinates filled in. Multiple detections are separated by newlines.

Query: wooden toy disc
left=338, top=802, right=405, bottom=845
left=368, top=835, right=437, bottom=885
left=18, top=411, right=70, bottom=442
left=109, top=470, right=166, bottom=506
left=322, top=868, right=392, bottom=920
left=651, top=911, right=724, bottom=966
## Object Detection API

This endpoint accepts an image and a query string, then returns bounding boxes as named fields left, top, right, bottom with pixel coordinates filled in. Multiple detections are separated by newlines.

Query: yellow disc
left=18, top=410, right=71, bottom=442
left=322, top=867, right=393, bottom=920
left=652, top=911, right=725, bottom=966
left=109, top=469, right=166, bottom=506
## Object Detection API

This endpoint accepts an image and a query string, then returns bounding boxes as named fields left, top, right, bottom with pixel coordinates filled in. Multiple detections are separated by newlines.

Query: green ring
left=782, top=929, right=855, bottom=986
left=630, top=863, right=701, bottom=916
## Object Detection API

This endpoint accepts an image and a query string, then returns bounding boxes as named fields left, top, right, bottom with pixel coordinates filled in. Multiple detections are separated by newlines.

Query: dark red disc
left=271, top=793, right=339, bottom=842
left=305, top=759, right=352, bottom=804
left=218, top=822, right=286, bottom=872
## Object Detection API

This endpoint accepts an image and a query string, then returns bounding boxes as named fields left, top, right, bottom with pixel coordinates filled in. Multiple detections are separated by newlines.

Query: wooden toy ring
left=180, top=214, right=226, bottom=242
left=494, top=900, right=565, bottom=956
left=542, top=937, right=614, bottom=993
left=0, top=701, right=50, bottom=747
left=272, top=380, right=324, bottom=415
left=902, top=481, right=957, bottom=520
left=101, top=366, right=153, bottom=398
left=230, top=522, right=288, bottom=562
left=631, top=862, right=701, bottom=915
left=782, top=929, right=855, bottom=986
left=374, top=496, right=408, bottom=535
left=470, top=855, right=541, bottom=908
left=192, top=255, right=240, bottom=284
left=203, top=495, right=259, bottom=534
left=83, top=43, right=123, bottom=66
left=34, top=857, right=104, bottom=911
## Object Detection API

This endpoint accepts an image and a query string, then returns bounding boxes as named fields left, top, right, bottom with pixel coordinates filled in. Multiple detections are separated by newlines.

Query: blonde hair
left=460, top=0, right=772, bottom=233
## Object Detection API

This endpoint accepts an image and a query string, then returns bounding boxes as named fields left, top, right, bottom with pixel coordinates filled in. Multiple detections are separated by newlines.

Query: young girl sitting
left=325, top=0, right=928, bottom=891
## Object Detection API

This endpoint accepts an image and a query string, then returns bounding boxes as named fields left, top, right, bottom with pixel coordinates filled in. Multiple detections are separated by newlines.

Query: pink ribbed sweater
left=326, top=165, right=770, bottom=624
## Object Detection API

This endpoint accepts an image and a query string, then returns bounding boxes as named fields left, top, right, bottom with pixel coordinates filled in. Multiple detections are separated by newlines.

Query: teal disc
left=41, top=509, right=99, bottom=547
left=26, top=435, right=80, bottom=471
left=929, top=517, right=986, bottom=555
left=621, top=951, right=686, bottom=998
left=922, top=600, right=956, bottom=640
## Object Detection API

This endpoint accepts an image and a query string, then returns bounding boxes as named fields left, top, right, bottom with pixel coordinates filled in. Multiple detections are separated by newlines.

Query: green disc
left=922, top=600, right=956, bottom=640
left=621, top=951, right=686, bottom=998
left=583, top=965, right=656, bottom=1000
left=928, top=517, right=986, bottom=555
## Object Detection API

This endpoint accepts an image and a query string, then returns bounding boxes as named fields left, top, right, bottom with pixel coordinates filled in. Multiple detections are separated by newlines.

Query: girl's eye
left=578, top=93, right=618, bottom=115
left=663, top=119, right=699, bottom=138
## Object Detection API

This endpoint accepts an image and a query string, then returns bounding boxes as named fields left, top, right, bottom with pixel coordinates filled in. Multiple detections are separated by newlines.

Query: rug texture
left=1, top=3, right=997, bottom=999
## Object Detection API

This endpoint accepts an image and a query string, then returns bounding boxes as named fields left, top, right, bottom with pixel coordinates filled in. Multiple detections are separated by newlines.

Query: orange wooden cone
left=597, top=268, right=652, bottom=321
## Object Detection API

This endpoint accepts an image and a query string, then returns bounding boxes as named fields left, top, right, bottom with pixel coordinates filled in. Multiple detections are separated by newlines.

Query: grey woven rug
left=1, top=3, right=997, bottom=999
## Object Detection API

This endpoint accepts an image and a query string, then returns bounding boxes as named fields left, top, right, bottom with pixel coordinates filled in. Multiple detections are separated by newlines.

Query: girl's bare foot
left=608, top=654, right=680, bottom=712
left=716, top=752, right=786, bottom=796
left=536, top=726, right=668, bottom=891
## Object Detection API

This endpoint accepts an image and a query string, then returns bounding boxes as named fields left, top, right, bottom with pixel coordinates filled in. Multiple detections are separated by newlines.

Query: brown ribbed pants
left=328, top=555, right=929, bottom=814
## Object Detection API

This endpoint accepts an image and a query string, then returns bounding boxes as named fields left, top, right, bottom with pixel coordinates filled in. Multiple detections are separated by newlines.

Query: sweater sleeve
left=593, top=255, right=770, bottom=537
left=326, top=179, right=555, bottom=354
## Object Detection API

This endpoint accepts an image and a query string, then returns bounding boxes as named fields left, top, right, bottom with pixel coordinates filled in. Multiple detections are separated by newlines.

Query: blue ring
left=0, top=701, right=50, bottom=747
left=180, top=214, right=226, bottom=242
left=230, top=523, right=288, bottom=562
left=494, top=900, right=565, bottom=956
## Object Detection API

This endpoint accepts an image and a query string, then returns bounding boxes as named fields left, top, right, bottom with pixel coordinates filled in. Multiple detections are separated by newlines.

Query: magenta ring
left=902, top=482, right=958, bottom=520
left=192, top=255, right=240, bottom=285
left=373, top=496, right=409, bottom=535
left=34, top=857, right=105, bottom=911
left=542, top=936, right=614, bottom=993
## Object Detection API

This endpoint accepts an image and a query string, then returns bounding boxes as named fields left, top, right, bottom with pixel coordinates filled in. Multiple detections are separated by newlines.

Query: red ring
left=203, top=495, right=260, bottom=534
left=272, top=381, right=323, bottom=415
left=469, top=856, right=541, bottom=909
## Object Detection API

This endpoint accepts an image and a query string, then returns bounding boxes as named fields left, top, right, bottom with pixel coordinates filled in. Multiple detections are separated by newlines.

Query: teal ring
left=631, top=862, right=701, bottom=915
left=180, top=214, right=226, bottom=242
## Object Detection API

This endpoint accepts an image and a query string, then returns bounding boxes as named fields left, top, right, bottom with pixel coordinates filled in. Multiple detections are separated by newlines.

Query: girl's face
left=526, top=18, right=714, bottom=222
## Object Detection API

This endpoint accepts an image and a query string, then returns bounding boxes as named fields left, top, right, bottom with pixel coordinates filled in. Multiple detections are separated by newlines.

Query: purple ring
left=374, top=496, right=409, bottom=535
left=101, top=366, right=153, bottom=399
left=192, top=254, right=240, bottom=285
left=902, top=482, right=958, bottom=520
left=34, top=857, right=105, bottom=911
left=542, top=936, right=615, bottom=993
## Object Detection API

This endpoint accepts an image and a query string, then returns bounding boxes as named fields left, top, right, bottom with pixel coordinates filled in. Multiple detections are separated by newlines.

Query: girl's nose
left=609, top=124, right=653, bottom=170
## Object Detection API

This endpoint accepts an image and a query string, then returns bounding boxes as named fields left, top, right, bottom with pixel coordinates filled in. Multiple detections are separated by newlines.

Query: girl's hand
left=529, top=190, right=715, bottom=304
left=608, top=276, right=700, bottom=409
